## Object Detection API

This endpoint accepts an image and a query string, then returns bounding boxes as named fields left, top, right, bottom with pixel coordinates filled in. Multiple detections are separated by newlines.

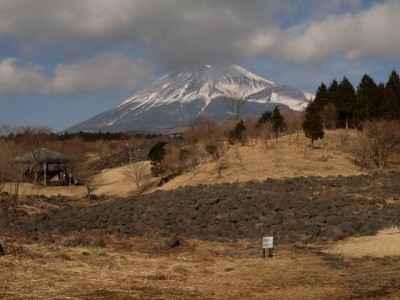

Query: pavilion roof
left=14, top=148, right=70, bottom=164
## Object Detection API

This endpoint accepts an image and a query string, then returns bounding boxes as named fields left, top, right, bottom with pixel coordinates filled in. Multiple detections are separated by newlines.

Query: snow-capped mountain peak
left=117, top=64, right=274, bottom=111
left=65, top=64, right=313, bottom=132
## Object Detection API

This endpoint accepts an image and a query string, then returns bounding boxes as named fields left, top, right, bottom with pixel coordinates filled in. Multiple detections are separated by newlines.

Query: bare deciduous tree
left=363, top=120, right=400, bottom=169
left=322, top=103, right=338, bottom=130
left=60, top=136, right=87, bottom=186
left=8, top=162, right=27, bottom=197
left=0, top=142, right=10, bottom=191
left=224, top=93, right=248, bottom=122
left=215, top=157, right=228, bottom=177
left=0, top=124, right=12, bottom=136
left=121, top=161, right=150, bottom=191
left=0, top=139, right=27, bottom=196
left=284, top=110, right=304, bottom=145
left=259, top=123, right=274, bottom=150
left=350, top=132, right=370, bottom=168
left=14, top=126, right=52, bottom=148
left=124, top=134, right=151, bottom=167
left=76, top=170, right=102, bottom=196
left=14, top=126, right=52, bottom=185
left=186, top=115, right=217, bottom=144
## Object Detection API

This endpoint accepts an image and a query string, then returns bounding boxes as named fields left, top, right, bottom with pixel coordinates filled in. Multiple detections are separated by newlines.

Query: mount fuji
left=65, top=64, right=313, bottom=132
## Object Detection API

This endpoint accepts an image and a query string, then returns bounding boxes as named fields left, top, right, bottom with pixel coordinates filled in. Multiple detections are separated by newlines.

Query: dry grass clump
left=378, top=225, right=400, bottom=235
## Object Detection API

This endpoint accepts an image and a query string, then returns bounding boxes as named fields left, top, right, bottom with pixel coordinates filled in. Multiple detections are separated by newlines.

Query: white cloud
left=47, top=52, right=156, bottom=94
left=0, top=58, right=47, bottom=95
left=0, top=53, right=155, bottom=96
left=267, top=1, right=400, bottom=63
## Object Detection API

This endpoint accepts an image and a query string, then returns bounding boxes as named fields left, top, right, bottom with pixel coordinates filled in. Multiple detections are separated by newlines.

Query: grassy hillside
left=8, top=129, right=399, bottom=198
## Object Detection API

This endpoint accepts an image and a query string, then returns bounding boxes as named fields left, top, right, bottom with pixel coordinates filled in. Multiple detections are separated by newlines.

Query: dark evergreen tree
left=326, top=79, right=339, bottom=127
left=148, top=142, right=166, bottom=177
left=328, top=79, right=339, bottom=104
left=313, top=82, right=330, bottom=108
left=257, top=111, right=272, bottom=126
left=302, top=101, right=324, bottom=148
left=356, top=74, right=382, bottom=121
left=336, top=77, right=356, bottom=128
left=380, top=70, right=400, bottom=120
left=386, top=69, right=400, bottom=90
left=271, top=106, right=287, bottom=137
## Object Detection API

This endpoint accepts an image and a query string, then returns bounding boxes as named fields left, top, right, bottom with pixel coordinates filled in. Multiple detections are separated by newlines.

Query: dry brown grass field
left=1, top=232, right=400, bottom=299
left=1, top=130, right=400, bottom=299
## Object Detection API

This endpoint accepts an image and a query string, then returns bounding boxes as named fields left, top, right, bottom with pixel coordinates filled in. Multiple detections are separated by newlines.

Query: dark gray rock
left=166, top=237, right=180, bottom=249
left=324, top=226, right=346, bottom=241
left=392, top=194, right=400, bottom=200
left=304, top=224, right=321, bottom=236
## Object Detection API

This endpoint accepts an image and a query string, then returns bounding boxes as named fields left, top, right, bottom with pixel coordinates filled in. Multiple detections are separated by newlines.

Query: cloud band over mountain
left=0, top=1, right=399, bottom=97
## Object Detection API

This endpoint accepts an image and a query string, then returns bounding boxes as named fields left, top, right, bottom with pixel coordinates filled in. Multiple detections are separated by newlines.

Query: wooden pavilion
left=14, top=148, right=71, bottom=186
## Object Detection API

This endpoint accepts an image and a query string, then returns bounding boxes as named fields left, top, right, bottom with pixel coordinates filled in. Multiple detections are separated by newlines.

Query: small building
left=14, top=148, right=71, bottom=186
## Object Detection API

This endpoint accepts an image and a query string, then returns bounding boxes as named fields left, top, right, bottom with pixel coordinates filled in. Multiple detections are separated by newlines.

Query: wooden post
left=43, top=161, right=47, bottom=186
left=268, top=248, right=273, bottom=258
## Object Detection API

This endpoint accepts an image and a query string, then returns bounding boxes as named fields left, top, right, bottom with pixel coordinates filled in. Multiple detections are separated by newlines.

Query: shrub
left=205, top=143, right=220, bottom=160
left=228, top=120, right=247, bottom=145
left=363, top=120, right=400, bottom=169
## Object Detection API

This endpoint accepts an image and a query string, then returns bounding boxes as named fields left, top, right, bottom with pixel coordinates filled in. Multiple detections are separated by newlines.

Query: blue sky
left=0, top=0, right=399, bottom=132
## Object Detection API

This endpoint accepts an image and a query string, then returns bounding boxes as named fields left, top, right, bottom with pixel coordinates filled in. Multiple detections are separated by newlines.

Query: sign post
left=262, top=236, right=274, bottom=259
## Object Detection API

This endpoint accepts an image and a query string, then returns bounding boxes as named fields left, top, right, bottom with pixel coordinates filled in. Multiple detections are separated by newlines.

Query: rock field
left=1, top=172, right=400, bottom=245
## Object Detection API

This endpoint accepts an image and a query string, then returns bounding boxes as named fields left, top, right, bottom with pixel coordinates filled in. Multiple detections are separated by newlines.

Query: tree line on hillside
left=307, top=70, right=400, bottom=129
left=301, top=70, right=400, bottom=169
left=0, top=127, right=160, bottom=143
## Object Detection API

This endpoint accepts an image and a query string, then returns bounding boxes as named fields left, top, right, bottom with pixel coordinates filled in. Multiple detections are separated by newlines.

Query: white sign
left=262, top=236, right=273, bottom=249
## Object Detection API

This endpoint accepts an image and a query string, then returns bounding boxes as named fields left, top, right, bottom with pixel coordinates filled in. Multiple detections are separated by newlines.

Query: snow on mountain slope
left=115, top=64, right=273, bottom=111
left=65, top=64, right=313, bottom=132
